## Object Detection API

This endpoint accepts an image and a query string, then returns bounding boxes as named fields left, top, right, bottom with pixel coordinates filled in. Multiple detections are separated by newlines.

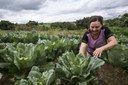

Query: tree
left=0, top=20, right=15, bottom=30
left=76, top=17, right=90, bottom=29
left=105, top=13, right=128, bottom=27
left=120, top=13, right=128, bottom=27
left=62, top=22, right=77, bottom=30
left=26, top=20, right=38, bottom=26
left=50, top=22, right=77, bottom=30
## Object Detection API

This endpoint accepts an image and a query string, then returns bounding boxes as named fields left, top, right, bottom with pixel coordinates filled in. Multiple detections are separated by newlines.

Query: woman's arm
left=102, top=36, right=118, bottom=50
left=93, top=36, right=118, bottom=57
left=79, top=42, right=87, bottom=57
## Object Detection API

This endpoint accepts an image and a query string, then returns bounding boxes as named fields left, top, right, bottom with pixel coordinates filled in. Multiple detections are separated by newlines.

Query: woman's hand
left=93, top=36, right=117, bottom=57
left=93, top=47, right=104, bottom=57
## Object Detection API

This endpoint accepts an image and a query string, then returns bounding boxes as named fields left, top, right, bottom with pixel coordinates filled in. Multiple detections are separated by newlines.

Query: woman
left=79, top=15, right=117, bottom=57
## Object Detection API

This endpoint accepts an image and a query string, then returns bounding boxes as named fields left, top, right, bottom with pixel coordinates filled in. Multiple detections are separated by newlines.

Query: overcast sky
left=0, top=0, right=128, bottom=23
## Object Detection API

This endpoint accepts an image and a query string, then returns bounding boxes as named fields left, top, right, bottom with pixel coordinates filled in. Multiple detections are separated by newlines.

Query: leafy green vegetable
left=56, top=51, right=105, bottom=85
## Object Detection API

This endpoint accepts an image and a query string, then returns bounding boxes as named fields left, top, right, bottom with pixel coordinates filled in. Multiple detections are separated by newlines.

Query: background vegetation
left=0, top=13, right=128, bottom=31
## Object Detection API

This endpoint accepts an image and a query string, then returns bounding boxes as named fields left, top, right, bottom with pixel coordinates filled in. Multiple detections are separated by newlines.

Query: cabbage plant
left=55, top=52, right=105, bottom=85
left=14, top=66, right=57, bottom=85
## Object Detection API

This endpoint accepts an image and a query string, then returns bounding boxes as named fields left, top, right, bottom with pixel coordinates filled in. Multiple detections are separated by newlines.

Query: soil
left=96, top=63, right=128, bottom=85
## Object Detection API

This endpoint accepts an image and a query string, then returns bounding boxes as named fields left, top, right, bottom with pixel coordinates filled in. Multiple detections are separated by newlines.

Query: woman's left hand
left=93, top=47, right=104, bottom=57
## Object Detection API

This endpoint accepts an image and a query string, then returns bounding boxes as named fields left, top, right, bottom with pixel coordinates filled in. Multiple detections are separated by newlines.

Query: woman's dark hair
left=88, top=15, right=103, bottom=27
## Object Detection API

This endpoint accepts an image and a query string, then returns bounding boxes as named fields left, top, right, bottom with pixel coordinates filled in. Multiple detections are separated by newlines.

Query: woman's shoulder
left=82, top=31, right=90, bottom=39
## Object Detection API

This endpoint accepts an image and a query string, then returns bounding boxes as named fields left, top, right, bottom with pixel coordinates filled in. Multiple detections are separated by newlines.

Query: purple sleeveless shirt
left=87, top=29, right=106, bottom=55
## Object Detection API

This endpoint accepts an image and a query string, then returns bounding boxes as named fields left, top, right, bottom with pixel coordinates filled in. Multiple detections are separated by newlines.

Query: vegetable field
left=0, top=28, right=128, bottom=85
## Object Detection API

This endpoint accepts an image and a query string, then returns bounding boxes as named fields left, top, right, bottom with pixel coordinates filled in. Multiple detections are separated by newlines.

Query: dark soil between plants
left=95, top=64, right=128, bottom=85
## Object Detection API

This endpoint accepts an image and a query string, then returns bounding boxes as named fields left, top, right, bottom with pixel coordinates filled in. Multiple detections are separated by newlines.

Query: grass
left=0, top=29, right=86, bottom=36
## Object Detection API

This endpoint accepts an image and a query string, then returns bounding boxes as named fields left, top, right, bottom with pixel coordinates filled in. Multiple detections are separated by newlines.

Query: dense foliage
left=0, top=33, right=105, bottom=85
left=0, top=30, right=128, bottom=85
left=0, top=20, right=15, bottom=30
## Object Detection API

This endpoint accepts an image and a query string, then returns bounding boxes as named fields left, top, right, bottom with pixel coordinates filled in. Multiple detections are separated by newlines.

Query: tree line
left=0, top=13, right=128, bottom=30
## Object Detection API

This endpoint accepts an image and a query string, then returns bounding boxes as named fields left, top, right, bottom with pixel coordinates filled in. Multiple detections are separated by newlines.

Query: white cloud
left=0, top=0, right=128, bottom=23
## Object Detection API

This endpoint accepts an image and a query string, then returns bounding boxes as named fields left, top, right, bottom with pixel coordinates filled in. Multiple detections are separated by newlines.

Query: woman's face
left=89, top=21, right=102, bottom=35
